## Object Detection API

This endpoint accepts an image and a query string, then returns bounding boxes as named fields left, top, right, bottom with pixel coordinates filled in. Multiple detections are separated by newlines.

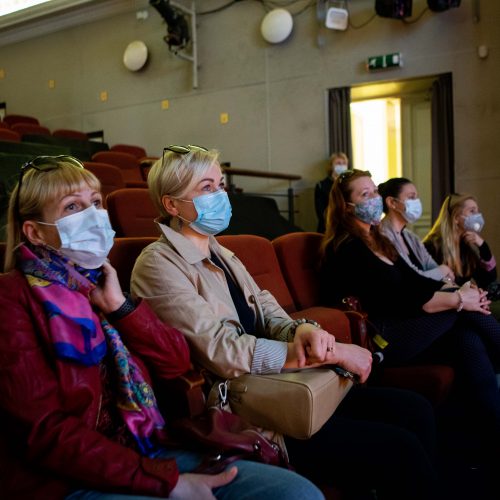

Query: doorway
left=350, top=77, right=434, bottom=237
left=329, top=74, right=454, bottom=237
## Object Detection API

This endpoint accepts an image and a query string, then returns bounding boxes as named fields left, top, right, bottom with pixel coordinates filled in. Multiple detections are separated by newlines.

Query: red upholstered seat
left=272, top=232, right=455, bottom=406
left=216, top=234, right=351, bottom=343
left=111, top=144, right=147, bottom=159
left=11, top=123, right=50, bottom=137
left=3, top=114, right=39, bottom=126
left=108, top=237, right=157, bottom=292
left=92, top=151, right=145, bottom=186
left=106, top=188, right=159, bottom=238
left=83, top=162, right=126, bottom=207
left=0, top=129, right=21, bottom=142
left=53, top=129, right=88, bottom=141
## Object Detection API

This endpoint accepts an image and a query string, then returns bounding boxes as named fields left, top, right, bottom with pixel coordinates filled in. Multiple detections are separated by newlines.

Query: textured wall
left=0, top=0, right=498, bottom=252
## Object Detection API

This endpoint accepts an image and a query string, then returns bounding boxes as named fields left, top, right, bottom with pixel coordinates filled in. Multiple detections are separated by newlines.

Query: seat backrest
left=111, top=144, right=147, bottom=159
left=273, top=232, right=324, bottom=310
left=92, top=151, right=143, bottom=184
left=53, top=129, right=88, bottom=141
left=108, top=237, right=157, bottom=292
left=0, top=241, right=6, bottom=272
left=106, top=188, right=159, bottom=237
left=216, top=234, right=296, bottom=313
left=83, top=161, right=126, bottom=207
left=11, top=123, right=50, bottom=137
left=3, top=114, right=39, bottom=126
left=0, top=129, right=21, bottom=143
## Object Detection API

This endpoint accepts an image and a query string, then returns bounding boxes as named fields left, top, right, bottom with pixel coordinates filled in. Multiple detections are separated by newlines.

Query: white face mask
left=39, top=205, right=115, bottom=269
left=402, top=198, right=422, bottom=224
left=333, top=164, right=348, bottom=176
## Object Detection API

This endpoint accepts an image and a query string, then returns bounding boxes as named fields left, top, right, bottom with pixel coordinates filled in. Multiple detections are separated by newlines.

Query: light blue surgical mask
left=402, top=198, right=422, bottom=224
left=351, top=195, right=383, bottom=225
left=463, top=213, right=485, bottom=233
left=333, top=164, right=348, bottom=176
left=37, top=205, right=115, bottom=269
left=179, top=190, right=232, bottom=236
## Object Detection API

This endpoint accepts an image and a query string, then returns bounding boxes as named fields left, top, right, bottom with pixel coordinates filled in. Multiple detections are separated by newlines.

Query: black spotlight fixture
left=427, top=0, right=461, bottom=12
left=375, top=0, right=413, bottom=19
left=150, top=0, right=190, bottom=51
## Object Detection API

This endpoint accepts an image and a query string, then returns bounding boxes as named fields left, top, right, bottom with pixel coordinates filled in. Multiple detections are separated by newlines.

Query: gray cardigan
left=380, top=217, right=445, bottom=282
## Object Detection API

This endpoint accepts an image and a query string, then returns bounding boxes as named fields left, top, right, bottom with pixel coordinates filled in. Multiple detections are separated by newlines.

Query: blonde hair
left=423, top=193, right=477, bottom=278
left=330, top=152, right=348, bottom=166
left=4, top=159, right=100, bottom=272
left=148, top=147, right=220, bottom=220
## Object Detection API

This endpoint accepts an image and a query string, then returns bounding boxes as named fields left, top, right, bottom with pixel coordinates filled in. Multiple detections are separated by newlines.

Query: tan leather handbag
left=223, top=368, right=353, bottom=440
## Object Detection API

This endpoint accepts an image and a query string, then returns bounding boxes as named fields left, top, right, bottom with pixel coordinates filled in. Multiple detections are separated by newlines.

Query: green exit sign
left=366, top=52, right=403, bottom=71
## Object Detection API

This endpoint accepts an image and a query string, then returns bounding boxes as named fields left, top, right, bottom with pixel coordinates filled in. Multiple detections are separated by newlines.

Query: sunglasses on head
left=162, top=144, right=208, bottom=165
left=337, top=169, right=371, bottom=184
left=14, top=155, right=85, bottom=220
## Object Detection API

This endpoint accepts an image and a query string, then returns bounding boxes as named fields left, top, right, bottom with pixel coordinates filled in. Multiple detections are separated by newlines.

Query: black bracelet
left=106, top=295, right=136, bottom=323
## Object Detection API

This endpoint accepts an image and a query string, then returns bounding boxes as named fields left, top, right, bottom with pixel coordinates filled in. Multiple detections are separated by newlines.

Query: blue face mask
left=187, top=190, right=232, bottom=236
left=402, top=198, right=423, bottom=224
left=352, top=195, right=383, bottom=225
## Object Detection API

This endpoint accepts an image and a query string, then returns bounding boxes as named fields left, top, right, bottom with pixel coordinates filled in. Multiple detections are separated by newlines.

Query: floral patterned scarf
left=18, top=243, right=165, bottom=456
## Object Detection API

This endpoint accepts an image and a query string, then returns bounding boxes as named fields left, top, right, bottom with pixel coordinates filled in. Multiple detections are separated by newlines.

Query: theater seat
left=216, top=234, right=351, bottom=343
left=11, top=123, right=50, bottom=137
left=0, top=129, right=21, bottom=142
left=106, top=188, right=159, bottom=237
left=53, top=129, right=88, bottom=141
left=92, top=151, right=145, bottom=186
left=83, top=162, right=126, bottom=207
left=111, top=144, right=147, bottom=159
left=3, top=114, right=39, bottom=126
left=272, top=231, right=455, bottom=406
left=108, top=237, right=157, bottom=292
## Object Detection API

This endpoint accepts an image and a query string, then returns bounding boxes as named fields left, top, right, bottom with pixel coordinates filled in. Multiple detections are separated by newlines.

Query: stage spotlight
left=150, top=0, right=190, bottom=51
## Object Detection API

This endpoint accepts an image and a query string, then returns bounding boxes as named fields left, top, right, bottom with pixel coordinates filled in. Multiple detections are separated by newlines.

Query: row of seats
left=0, top=112, right=153, bottom=162
left=108, top=233, right=455, bottom=407
left=104, top=188, right=302, bottom=240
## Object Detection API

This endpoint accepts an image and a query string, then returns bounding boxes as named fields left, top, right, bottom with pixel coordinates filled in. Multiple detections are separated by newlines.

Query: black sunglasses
left=14, top=155, right=85, bottom=220
left=337, top=169, right=371, bottom=184
left=162, top=144, right=208, bottom=164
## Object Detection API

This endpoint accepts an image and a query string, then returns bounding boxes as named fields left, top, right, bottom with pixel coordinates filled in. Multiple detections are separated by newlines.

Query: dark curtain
left=328, top=87, right=353, bottom=162
left=431, top=73, right=455, bottom=221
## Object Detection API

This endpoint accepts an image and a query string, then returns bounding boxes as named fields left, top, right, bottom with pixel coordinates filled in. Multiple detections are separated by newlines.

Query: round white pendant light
left=123, top=40, right=148, bottom=71
left=260, top=9, right=293, bottom=44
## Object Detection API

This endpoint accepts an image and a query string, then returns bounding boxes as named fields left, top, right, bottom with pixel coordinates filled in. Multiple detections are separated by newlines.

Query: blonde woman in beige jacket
left=131, top=145, right=438, bottom=500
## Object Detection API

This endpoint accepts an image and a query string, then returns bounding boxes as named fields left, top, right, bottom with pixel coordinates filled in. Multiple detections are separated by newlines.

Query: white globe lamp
left=123, top=40, right=149, bottom=72
left=260, top=9, right=293, bottom=44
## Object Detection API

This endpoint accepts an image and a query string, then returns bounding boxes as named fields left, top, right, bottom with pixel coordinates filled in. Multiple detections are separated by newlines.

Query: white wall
left=0, top=0, right=499, bottom=253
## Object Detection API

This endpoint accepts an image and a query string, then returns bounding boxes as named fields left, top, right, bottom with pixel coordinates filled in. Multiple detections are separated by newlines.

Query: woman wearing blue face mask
left=0, top=155, right=324, bottom=500
left=319, top=169, right=500, bottom=462
left=423, top=193, right=497, bottom=290
left=378, top=177, right=455, bottom=284
left=132, top=148, right=446, bottom=500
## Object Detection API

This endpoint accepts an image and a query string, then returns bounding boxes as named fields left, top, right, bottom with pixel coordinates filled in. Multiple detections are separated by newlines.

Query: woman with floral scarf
left=0, top=155, right=322, bottom=500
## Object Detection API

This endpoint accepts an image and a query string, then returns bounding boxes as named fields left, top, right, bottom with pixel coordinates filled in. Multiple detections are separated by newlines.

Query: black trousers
left=378, top=310, right=500, bottom=431
left=285, top=385, right=437, bottom=500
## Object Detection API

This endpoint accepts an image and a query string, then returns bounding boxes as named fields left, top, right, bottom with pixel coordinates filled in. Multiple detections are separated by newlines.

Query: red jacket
left=0, top=270, right=191, bottom=499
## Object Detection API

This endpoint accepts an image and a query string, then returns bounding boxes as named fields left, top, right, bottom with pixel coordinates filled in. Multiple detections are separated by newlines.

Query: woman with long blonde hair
left=423, top=193, right=496, bottom=289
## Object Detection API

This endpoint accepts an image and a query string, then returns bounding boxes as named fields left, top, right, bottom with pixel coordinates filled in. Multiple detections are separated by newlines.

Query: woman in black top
left=424, top=193, right=496, bottom=289
left=319, top=169, right=500, bottom=447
